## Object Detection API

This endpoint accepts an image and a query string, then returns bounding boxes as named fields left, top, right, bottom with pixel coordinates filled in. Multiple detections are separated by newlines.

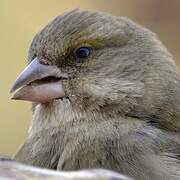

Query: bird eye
left=75, top=47, right=92, bottom=62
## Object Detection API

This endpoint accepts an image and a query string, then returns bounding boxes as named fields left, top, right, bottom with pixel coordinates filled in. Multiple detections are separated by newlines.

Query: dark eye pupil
left=75, top=47, right=92, bottom=60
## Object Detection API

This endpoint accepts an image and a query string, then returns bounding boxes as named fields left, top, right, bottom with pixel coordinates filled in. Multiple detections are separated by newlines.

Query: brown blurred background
left=0, top=0, right=180, bottom=156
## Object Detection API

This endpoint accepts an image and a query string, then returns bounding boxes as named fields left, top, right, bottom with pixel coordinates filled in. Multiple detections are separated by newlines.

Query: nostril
left=38, top=58, right=52, bottom=66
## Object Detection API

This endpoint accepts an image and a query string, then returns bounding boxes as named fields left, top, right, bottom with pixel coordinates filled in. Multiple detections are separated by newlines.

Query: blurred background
left=0, top=0, right=180, bottom=156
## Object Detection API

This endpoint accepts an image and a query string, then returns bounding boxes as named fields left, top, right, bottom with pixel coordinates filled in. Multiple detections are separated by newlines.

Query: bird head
left=10, top=9, right=180, bottom=129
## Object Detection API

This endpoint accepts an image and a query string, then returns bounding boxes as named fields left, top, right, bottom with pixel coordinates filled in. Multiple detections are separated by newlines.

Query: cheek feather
left=83, top=78, right=144, bottom=100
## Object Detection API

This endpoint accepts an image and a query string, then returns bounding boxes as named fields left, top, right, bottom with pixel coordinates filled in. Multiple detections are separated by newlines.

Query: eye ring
left=75, top=47, right=92, bottom=63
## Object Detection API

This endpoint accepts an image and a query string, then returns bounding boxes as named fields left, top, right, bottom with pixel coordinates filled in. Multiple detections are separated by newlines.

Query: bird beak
left=10, top=58, right=67, bottom=103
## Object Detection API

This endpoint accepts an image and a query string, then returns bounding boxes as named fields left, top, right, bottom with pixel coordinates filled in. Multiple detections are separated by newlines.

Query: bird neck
left=29, top=100, right=76, bottom=136
left=29, top=99, right=125, bottom=137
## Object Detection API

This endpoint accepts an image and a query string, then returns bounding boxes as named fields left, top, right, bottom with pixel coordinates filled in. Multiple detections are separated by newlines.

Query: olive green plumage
left=14, top=9, right=180, bottom=180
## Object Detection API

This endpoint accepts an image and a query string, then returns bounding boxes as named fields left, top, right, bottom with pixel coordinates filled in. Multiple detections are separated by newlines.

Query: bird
left=10, top=9, right=180, bottom=180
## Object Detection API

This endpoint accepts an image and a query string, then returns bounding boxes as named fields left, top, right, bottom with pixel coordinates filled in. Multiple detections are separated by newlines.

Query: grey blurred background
left=0, top=0, right=180, bottom=156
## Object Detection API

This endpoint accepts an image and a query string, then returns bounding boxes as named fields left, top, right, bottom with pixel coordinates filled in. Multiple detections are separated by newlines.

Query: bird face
left=11, top=9, right=177, bottom=117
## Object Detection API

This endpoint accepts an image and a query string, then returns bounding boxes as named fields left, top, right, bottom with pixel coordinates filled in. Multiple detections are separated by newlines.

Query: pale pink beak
left=10, top=58, right=67, bottom=103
